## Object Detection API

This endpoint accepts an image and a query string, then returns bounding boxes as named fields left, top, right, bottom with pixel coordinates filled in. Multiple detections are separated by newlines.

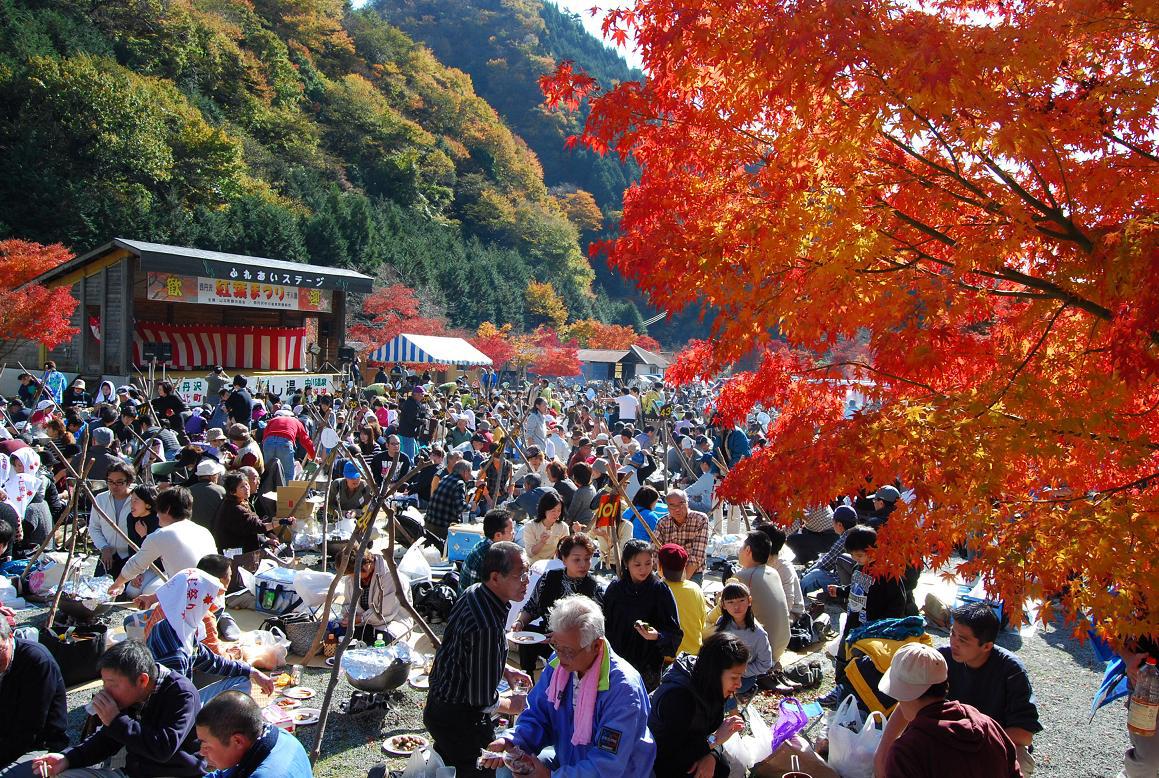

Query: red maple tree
left=348, top=284, right=446, bottom=357
left=0, top=240, right=78, bottom=361
left=531, top=346, right=581, bottom=378
left=545, top=2, right=1159, bottom=637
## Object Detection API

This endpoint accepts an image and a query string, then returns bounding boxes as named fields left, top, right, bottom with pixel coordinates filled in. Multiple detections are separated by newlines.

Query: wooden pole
left=45, top=460, right=89, bottom=631
left=305, top=462, right=440, bottom=766
left=21, top=458, right=94, bottom=582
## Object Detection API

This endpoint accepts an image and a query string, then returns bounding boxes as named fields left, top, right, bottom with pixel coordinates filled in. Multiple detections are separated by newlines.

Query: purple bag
left=770, top=697, right=809, bottom=753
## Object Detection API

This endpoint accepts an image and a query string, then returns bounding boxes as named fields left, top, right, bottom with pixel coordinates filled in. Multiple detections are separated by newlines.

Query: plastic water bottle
left=373, top=632, right=386, bottom=649
left=1128, top=657, right=1159, bottom=736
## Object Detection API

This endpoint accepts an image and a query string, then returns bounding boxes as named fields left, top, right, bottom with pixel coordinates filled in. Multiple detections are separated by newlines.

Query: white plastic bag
left=399, top=540, right=433, bottom=585
left=722, top=706, right=774, bottom=777
left=828, top=695, right=884, bottom=778
left=400, top=745, right=448, bottom=778
left=293, top=569, right=335, bottom=609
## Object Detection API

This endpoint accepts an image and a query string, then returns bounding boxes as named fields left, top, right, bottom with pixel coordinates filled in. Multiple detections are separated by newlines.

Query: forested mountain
left=373, top=0, right=711, bottom=344
left=0, top=0, right=655, bottom=331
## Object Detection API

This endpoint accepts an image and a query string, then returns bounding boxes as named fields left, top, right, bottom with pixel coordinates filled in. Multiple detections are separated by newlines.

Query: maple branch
left=981, top=302, right=1069, bottom=413
left=996, top=472, right=1159, bottom=505
left=1044, top=135, right=1077, bottom=216
left=1103, top=131, right=1159, bottom=164
left=972, top=147, right=1094, bottom=253
left=1026, top=160, right=1061, bottom=213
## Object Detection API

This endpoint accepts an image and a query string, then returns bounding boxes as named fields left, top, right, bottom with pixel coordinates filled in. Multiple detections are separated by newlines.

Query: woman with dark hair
left=511, top=533, right=603, bottom=673
left=544, top=460, right=576, bottom=507
left=627, top=485, right=662, bottom=541
left=523, top=489, right=569, bottom=563
left=341, top=547, right=413, bottom=643
left=601, top=538, right=682, bottom=689
left=564, top=461, right=596, bottom=528
left=213, top=471, right=272, bottom=554
left=128, top=484, right=160, bottom=548
left=649, top=631, right=750, bottom=778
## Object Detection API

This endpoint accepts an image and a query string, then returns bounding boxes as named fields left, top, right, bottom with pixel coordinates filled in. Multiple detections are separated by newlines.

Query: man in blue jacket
left=481, top=594, right=655, bottom=777
left=30, top=640, right=205, bottom=778
left=195, top=692, right=313, bottom=778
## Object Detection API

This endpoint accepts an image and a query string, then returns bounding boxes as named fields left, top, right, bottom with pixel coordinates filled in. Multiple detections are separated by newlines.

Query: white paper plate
left=383, top=734, right=429, bottom=757
left=292, top=707, right=321, bottom=726
left=282, top=686, right=316, bottom=700
left=507, top=631, right=546, bottom=645
left=408, top=669, right=429, bottom=690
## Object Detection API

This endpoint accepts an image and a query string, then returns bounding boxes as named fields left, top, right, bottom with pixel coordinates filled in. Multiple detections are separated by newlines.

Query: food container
left=341, top=644, right=413, bottom=692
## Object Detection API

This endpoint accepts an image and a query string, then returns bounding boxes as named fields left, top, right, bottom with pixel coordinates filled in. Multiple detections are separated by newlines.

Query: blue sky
left=548, top=0, right=643, bottom=71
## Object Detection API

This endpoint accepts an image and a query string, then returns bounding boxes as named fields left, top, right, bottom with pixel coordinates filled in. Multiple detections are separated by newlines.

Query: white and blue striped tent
left=367, top=333, right=492, bottom=366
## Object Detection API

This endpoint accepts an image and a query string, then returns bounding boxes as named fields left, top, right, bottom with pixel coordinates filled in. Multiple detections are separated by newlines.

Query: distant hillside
left=372, top=0, right=714, bottom=341
left=0, top=0, right=617, bottom=327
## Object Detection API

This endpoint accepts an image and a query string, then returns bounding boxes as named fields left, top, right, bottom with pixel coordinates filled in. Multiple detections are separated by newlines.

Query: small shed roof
left=576, top=348, right=630, bottom=364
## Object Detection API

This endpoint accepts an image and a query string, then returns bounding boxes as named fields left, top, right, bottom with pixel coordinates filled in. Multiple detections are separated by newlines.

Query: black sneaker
left=817, top=686, right=846, bottom=709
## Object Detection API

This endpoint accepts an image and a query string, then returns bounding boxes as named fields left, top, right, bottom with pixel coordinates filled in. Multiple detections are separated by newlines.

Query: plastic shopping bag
left=399, top=540, right=433, bottom=585
left=293, top=569, right=335, bottom=609
left=400, top=745, right=450, bottom=778
left=828, top=694, right=885, bottom=778
left=722, top=706, right=775, bottom=777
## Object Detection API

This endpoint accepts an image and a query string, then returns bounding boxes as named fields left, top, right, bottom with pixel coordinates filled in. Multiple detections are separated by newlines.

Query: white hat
left=274, top=408, right=294, bottom=417
left=680, top=436, right=694, bottom=450
left=36, top=400, right=54, bottom=411
left=196, top=459, right=226, bottom=477
left=595, top=433, right=610, bottom=442
left=878, top=643, right=948, bottom=702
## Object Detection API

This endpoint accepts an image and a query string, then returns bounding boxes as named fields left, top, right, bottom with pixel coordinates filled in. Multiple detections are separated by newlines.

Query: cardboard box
left=276, top=482, right=310, bottom=518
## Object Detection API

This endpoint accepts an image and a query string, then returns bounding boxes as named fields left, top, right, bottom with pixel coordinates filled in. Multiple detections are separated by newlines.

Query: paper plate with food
left=382, top=734, right=429, bottom=756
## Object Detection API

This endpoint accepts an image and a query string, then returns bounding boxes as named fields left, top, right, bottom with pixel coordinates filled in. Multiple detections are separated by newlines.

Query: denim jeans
left=262, top=436, right=296, bottom=482
left=800, top=567, right=839, bottom=595
left=398, top=435, right=419, bottom=461
left=197, top=675, right=251, bottom=706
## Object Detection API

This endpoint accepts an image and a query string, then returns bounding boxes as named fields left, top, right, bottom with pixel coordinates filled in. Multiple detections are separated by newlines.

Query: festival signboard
left=175, top=373, right=338, bottom=404
left=147, top=272, right=332, bottom=313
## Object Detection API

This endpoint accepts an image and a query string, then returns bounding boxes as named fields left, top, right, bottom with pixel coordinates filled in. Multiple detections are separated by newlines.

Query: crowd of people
left=0, top=361, right=1152, bottom=778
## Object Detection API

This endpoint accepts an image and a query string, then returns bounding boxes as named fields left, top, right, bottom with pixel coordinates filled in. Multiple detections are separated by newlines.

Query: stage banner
left=134, top=321, right=307, bottom=371
left=146, top=272, right=332, bottom=312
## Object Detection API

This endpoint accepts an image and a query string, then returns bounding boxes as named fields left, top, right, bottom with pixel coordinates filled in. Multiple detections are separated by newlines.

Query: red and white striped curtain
left=134, top=322, right=307, bottom=371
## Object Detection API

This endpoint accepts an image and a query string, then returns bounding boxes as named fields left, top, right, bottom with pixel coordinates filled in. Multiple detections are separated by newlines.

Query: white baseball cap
left=878, top=643, right=948, bottom=702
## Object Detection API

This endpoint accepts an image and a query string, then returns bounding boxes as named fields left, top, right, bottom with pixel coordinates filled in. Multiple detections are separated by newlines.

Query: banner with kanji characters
left=173, top=373, right=338, bottom=404
left=146, top=272, right=332, bottom=312
left=133, top=321, right=307, bottom=371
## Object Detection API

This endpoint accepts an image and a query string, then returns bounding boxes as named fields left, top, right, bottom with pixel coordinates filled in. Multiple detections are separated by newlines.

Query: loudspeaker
left=142, top=342, right=173, bottom=363
left=338, top=346, right=356, bottom=361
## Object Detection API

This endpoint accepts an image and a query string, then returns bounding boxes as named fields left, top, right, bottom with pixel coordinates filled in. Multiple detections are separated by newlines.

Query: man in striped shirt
left=425, top=541, right=532, bottom=777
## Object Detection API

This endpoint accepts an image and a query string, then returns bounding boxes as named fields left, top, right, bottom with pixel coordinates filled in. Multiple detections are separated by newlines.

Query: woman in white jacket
left=341, top=548, right=414, bottom=643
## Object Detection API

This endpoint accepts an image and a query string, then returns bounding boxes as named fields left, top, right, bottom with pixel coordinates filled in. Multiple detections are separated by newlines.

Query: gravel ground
left=15, top=563, right=1130, bottom=778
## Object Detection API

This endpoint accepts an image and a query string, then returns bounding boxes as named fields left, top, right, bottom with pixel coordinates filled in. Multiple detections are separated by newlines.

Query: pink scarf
left=546, top=638, right=605, bottom=746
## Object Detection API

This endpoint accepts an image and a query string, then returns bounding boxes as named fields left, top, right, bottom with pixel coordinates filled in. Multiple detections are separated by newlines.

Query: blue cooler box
left=255, top=566, right=301, bottom=615
left=445, top=523, right=484, bottom=562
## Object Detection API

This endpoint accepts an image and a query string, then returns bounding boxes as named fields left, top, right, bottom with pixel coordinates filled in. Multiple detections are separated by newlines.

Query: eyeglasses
left=665, top=500, right=686, bottom=507
left=107, top=479, right=130, bottom=486
left=548, top=641, right=589, bottom=660
left=506, top=571, right=531, bottom=583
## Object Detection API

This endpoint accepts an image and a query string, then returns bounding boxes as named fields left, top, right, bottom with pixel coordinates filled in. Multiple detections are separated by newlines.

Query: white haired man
left=481, top=594, right=656, bottom=776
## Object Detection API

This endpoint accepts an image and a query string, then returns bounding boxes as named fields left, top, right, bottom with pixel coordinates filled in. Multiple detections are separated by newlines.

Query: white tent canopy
left=367, top=333, right=492, bottom=366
